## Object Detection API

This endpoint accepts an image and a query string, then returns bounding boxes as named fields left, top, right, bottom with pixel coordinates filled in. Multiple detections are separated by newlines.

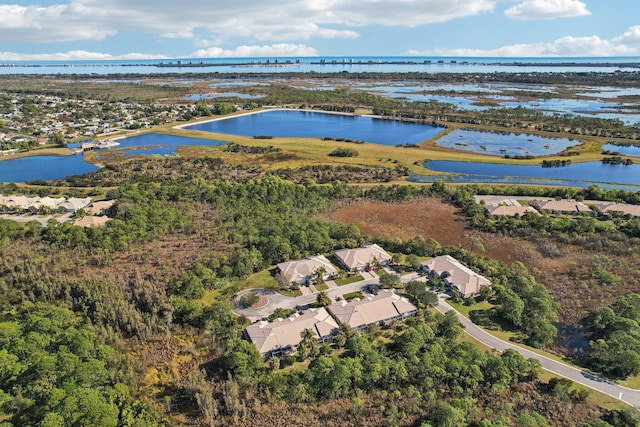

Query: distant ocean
left=1, top=56, right=639, bottom=75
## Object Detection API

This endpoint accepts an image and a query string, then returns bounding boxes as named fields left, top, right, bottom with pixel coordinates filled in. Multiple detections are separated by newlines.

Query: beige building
left=277, top=255, right=338, bottom=285
left=485, top=205, right=539, bottom=217
left=327, top=290, right=417, bottom=332
left=73, top=215, right=111, bottom=228
left=244, top=308, right=339, bottom=357
left=532, top=199, right=591, bottom=214
left=590, top=202, right=640, bottom=217
left=421, top=255, right=491, bottom=298
left=334, top=244, right=392, bottom=271
left=86, top=200, right=116, bottom=215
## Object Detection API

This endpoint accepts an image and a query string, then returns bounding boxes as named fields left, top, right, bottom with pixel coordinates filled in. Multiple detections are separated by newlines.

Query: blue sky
left=0, top=0, right=639, bottom=60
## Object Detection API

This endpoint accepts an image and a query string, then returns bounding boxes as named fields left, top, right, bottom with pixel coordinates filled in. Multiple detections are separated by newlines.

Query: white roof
left=277, top=255, right=338, bottom=284
left=327, top=290, right=417, bottom=330
left=31, top=196, right=66, bottom=209
left=421, top=255, right=491, bottom=297
left=245, top=308, right=338, bottom=356
left=60, top=197, right=92, bottom=211
left=334, top=244, right=392, bottom=270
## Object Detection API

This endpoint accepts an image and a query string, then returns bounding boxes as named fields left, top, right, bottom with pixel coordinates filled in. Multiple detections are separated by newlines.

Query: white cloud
left=505, top=0, right=591, bottom=20
left=614, top=25, right=640, bottom=45
left=0, top=50, right=168, bottom=61
left=407, top=33, right=638, bottom=57
left=0, top=0, right=498, bottom=44
left=191, top=44, right=319, bottom=58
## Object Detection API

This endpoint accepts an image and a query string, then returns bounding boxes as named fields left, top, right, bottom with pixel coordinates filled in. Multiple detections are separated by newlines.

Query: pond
left=603, top=143, right=640, bottom=157
left=435, top=129, right=580, bottom=156
left=0, top=154, right=99, bottom=183
left=416, top=160, right=640, bottom=190
left=0, top=134, right=227, bottom=182
left=184, top=109, right=444, bottom=146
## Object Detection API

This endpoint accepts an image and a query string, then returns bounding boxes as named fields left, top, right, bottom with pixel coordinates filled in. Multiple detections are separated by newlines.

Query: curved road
left=436, top=294, right=640, bottom=407
left=234, top=272, right=640, bottom=407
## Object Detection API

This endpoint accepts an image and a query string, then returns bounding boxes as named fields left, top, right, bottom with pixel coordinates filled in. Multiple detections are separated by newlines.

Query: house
left=532, top=199, right=591, bottom=214
left=334, top=244, right=392, bottom=271
left=244, top=307, right=339, bottom=357
left=327, top=290, right=417, bottom=332
left=30, top=196, right=65, bottom=211
left=1, top=195, right=32, bottom=210
left=277, top=255, right=338, bottom=285
left=590, top=202, right=640, bottom=217
left=86, top=200, right=116, bottom=215
left=59, top=197, right=92, bottom=213
left=485, top=205, right=539, bottom=217
left=73, top=216, right=111, bottom=228
left=421, top=255, right=491, bottom=298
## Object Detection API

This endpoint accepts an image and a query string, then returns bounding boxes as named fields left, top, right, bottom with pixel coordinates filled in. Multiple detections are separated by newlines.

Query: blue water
left=603, top=143, right=640, bottom=156
left=0, top=154, right=99, bottom=182
left=2, top=56, right=638, bottom=75
left=108, top=133, right=227, bottom=156
left=0, top=134, right=227, bottom=182
left=418, top=160, right=640, bottom=190
left=435, top=129, right=579, bottom=156
left=185, top=110, right=444, bottom=145
left=185, top=92, right=264, bottom=100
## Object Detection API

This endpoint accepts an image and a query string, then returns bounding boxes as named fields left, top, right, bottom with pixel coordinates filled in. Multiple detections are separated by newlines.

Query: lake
left=417, top=160, right=640, bottom=190
left=435, top=129, right=580, bottom=156
left=184, top=110, right=444, bottom=146
left=0, top=134, right=227, bottom=183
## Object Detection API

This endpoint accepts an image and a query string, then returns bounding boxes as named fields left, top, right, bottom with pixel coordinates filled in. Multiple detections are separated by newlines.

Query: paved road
left=436, top=294, right=640, bottom=407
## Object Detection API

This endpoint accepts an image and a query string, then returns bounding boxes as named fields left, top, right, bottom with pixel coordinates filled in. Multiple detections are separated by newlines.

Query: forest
left=1, top=157, right=639, bottom=425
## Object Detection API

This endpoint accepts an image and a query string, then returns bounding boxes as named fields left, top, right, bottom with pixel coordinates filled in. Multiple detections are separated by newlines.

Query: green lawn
left=315, top=283, right=329, bottom=291
left=335, top=274, right=364, bottom=286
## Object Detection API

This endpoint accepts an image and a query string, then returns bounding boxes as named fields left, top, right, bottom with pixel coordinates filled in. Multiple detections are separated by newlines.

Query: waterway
left=416, top=160, right=640, bottom=190
left=1, top=56, right=639, bottom=75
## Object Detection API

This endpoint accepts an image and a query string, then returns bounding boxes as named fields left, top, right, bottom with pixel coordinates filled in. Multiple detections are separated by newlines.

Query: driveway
left=436, top=294, right=640, bottom=407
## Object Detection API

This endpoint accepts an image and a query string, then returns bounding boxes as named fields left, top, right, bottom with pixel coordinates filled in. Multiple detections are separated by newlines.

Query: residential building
left=327, top=290, right=417, bottom=332
left=421, top=255, right=491, bottom=298
left=277, top=255, right=338, bottom=285
left=532, top=199, right=591, bottom=214
left=334, top=244, right=392, bottom=271
left=485, top=205, right=539, bottom=217
left=86, top=200, right=116, bottom=215
left=244, top=308, right=339, bottom=357
left=73, top=216, right=111, bottom=228
left=590, top=202, right=640, bottom=217
left=59, top=197, right=92, bottom=212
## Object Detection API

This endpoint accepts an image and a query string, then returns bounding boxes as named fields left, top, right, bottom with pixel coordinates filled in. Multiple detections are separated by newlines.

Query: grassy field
left=335, top=274, right=364, bottom=286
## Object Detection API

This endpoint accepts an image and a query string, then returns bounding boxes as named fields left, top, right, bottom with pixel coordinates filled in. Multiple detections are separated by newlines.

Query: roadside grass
left=315, top=283, right=329, bottom=291
left=199, top=268, right=301, bottom=306
left=335, top=274, right=364, bottom=286
left=618, top=376, right=640, bottom=389
left=536, top=370, right=630, bottom=411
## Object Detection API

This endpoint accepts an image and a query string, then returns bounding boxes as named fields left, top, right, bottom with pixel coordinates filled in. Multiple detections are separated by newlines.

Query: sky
left=0, top=0, right=639, bottom=61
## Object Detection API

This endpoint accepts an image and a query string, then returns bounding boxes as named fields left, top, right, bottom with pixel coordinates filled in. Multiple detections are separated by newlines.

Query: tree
left=314, top=266, right=327, bottom=284
left=240, top=292, right=259, bottom=308
left=316, top=291, right=332, bottom=307
left=379, top=272, right=401, bottom=289
left=405, top=279, right=438, bottom=308
left=406, top=254, right=422, bottom=270
left=298, top=328, right=319, bottom=360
